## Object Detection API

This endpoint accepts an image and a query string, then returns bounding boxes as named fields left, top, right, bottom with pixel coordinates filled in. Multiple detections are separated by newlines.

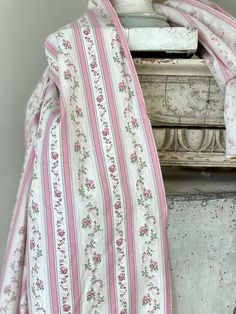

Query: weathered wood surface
left=152, top=128, right=236, bottom=167
left=135, top=58, right=225, bottom=126
left=135, top=58, right=236, bottom=167
left=123, top=27, right=198, bottom=53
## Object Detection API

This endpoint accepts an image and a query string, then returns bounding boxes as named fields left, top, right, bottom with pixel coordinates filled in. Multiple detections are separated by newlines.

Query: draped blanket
left=0, top=0, right=235, bottom=313
left=0, top=1, right=170, bottom=313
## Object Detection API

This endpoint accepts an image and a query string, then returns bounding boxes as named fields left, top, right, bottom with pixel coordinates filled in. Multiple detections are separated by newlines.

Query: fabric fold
left=0, top=0, right=171, bottom=313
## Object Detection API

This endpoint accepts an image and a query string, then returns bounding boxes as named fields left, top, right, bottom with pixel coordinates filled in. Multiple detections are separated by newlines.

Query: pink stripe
left=182, top=0, right=236, bottom=27
left=88, top=10, right=137, bottom=313
left=71, top=21, right=117, bottom=313
left=44, top=40, right=60, bottom=83
left=60, top=100, right=81, bottom=312
left=103, top=1, right=172, bottom=313
left=45, top=39, right=58, bottom=58
left=42, top=111, right=60, bottom=313
left=0, top=148, right=35, bottom=292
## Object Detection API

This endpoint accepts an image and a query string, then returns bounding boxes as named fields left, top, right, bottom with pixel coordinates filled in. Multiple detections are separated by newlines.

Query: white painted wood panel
left=124, top=27, right=198, bottom=53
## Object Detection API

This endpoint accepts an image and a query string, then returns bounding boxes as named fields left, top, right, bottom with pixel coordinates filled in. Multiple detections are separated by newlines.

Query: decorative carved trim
left=152, top=128, right=236, bottom=167
left=152, top=128, right=226, bottom=153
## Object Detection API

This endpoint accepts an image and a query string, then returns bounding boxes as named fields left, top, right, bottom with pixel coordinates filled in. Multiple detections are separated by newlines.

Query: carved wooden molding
left=152, top=127, right=236, bottom=167
left=152, top=128, right=225, bottom=153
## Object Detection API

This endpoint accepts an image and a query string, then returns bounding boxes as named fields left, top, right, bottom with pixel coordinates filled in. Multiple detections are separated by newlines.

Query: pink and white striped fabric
left=1, top=0, right=236, bottom=313
left=153, top=0, right=236, bottom=158
left=0, top=0, right=171, bottom=313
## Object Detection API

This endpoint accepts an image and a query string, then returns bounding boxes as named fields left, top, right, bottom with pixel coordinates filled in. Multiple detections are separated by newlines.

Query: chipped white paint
left=110, top=0, right=155, bottom=15
left=124, top=27, right=198, bottom=53
left=110, top=0, right=169, bottom=28
left=152, top=128, right=236, bottom=167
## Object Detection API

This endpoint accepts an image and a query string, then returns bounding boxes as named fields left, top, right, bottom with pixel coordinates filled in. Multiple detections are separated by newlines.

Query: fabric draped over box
left=0, top=0, right=235, bottom=313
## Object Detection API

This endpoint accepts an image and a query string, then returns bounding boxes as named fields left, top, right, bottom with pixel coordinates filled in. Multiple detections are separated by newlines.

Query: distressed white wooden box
left=134, top=58, right=236, bottom=167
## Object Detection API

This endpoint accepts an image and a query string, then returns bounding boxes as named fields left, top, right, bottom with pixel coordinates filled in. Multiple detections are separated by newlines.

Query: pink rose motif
left=57, top=229, right=65, bottom=237
left=119, top=81, right=126, bottom=92
left=30, top=239, right=36, bottom=250
left=63, top=304, right=71, bottom=312
left=32, top=202, right=39, bottom=213
left=74, top=140, right=81, bottom=152
left=102, top=128, right=109, bottom=136
left=54, top=190, right=62, bottom=198
left=96, top=95, right=103, bottom=103
left=118, top=272, right=125, bottom=282
left=143, top=189, right=152, bottom=200
left=114, top=201, right=121, bottom=209
left=83, top=28, right=90, bottom=35
left=90, top=60, right=97, bottom=69
left=139, top=225, right=149, bottom=237
left=3, top=285, right=11, bottom=295
left=60, top=266, right=68, bottom=275
left=109, top=164, right=116, bottom=173
left=36, top=278, right=44, bottom=290
left=64, top=69, right=72, bottom=80
left=86, top=179, right=95, bottom=190
left=116, top=237, right=123, bottom=246
left=130, top=152, right=138, bottom=163
left=93, top=253, right=102, bottom=264
left=120, top=48, right=125, bottom=58
left=143, top=295, right=152, bottom=305
left=51, top=152, right=59, bottom=160
left=82, top=217, right=91, bottom=228
left=75, top=107, right=83, bottom=117
left=150, top=259, right=158, bottom=271
left=131, top=117, right=138, bottom=128
left=87, top=289, right=96, bottom=301
left=62, top=39, right=71, bottom=49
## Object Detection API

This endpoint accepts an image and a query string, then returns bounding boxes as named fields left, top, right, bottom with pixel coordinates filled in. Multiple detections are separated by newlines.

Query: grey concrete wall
left=214, top=0, right=236, bottom=16
left=167, top=194, right=236, bottom=314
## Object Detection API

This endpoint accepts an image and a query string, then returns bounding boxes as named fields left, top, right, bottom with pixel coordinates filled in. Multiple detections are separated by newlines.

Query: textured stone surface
left=167, top=195, right=236, bottom=314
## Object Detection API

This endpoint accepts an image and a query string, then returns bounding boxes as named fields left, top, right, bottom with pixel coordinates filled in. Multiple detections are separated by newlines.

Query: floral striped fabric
left=0, top=0, right=171, bottom=313
left=153, top=0, right=236, bottom=158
